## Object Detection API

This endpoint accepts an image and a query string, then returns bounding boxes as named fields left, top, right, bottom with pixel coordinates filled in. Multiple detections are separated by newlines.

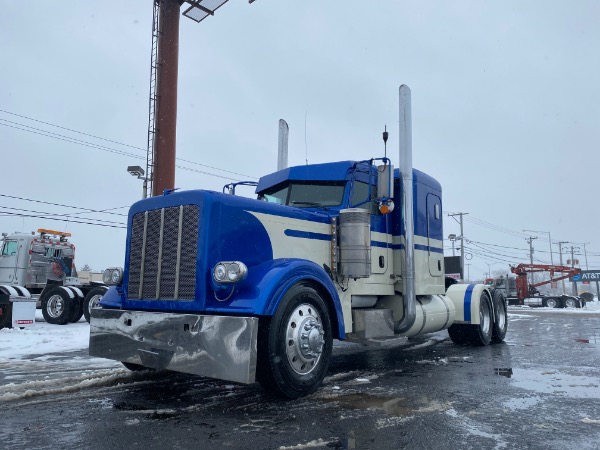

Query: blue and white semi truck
left=89, top=86, right=508, bottom=398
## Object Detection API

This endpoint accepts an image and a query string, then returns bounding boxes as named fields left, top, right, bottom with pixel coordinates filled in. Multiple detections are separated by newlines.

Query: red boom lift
left=509, top=264, right=584, bottom=308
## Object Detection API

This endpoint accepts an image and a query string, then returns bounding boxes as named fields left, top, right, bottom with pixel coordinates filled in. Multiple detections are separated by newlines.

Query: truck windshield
left=1, top=240, right=17, bottom=256
left=259, top=181, right=346, bottom=208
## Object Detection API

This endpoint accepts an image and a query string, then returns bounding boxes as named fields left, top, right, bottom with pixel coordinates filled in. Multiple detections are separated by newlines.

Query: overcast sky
left=1, top=1, right=599, bottom=280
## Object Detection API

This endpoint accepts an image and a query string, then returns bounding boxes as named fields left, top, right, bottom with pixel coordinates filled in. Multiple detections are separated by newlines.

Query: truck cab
left=90, top=86, right=507, bottom=398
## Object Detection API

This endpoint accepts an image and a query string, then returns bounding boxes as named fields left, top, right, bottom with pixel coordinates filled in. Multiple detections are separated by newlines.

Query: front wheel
left=257, top=283, right=333, bottom=399
left=83, top=286, right=108, bottom=323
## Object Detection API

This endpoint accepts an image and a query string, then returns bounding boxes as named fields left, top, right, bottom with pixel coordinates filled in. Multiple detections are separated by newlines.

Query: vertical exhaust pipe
left=395, top=85, right=417, bottom=334
left=277, top=119, right=289, bottom=171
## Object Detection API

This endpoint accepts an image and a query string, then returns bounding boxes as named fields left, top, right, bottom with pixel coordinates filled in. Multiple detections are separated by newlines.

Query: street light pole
left=448, top=213, right=468, bottom=281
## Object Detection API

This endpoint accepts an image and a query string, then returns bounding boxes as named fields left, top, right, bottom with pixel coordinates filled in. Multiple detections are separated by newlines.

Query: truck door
left=426, top=193, right=443, bottom=277
left=0, top=240, right=19, bottom=284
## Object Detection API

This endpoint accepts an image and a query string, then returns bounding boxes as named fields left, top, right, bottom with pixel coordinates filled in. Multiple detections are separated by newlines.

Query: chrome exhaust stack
left=394, top=85, right=417, bottom=334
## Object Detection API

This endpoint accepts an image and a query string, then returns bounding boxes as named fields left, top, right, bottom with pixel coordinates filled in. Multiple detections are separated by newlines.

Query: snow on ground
left=1, top=299, right=599, bottom=362
left=508, top=298, right=600, bottom=314
left=0, top=310, right=91, bottom=361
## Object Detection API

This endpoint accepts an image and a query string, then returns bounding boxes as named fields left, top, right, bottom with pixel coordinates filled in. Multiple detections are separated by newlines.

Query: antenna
left=382, top=125, right=388, bottom=159
left=304, top=111, right=308, bottom=165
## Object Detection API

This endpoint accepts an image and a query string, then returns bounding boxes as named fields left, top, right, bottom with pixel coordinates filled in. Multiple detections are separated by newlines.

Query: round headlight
left=111, top=268, right=122, bottom=284
left=214, top=264, right=227, bottom=282
left=103, top=269, right=112, bottom=285
left=227, top=263, right=241, bottom=281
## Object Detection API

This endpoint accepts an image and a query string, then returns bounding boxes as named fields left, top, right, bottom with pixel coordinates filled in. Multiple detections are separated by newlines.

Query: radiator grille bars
left=128, top=205, right=199, bottom=300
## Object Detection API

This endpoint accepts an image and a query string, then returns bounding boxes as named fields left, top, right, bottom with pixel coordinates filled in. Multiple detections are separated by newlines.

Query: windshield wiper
left=290, top=201, right=322, bottom=207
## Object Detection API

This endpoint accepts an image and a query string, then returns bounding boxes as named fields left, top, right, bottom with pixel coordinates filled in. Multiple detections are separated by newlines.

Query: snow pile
left=0, top=310, right=90, bottom=360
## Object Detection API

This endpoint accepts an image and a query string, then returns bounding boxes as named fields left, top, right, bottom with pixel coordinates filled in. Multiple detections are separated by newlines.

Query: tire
left=563, top=297, right=577, bottom=308
left=83, top=287, right=108, bottom=323
left=447, top=324, right=471, bottom=345
left=448, top=291, right=493, bottom=346
left=257, top=283, right=333, bottom=399
left=41, top=287, right=73, bottom=325
left=491, top=291, right=508, bottom=343
left=68, top=292, right=84, bottom=323
left=543, top=297, right=559, bottom=308
left=0, top=303, right=12, bottom=330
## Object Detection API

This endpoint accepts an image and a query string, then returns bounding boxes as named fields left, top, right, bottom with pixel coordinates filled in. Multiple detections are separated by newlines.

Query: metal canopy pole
left=152, top=0, right=180, bottom=196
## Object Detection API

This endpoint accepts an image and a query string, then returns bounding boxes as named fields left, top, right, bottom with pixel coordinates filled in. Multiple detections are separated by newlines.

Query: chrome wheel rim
left=480, top=297, right=492, bottom=336
left=547, top=299, right=557, bottom=308
left=88, top=294, right=103, bottom=315
left=565, top=298, right=576, bottom=308
left=496, top=300, right=506, bottom=331
left=47, top=294, right=64, bottom=318
left=285, top=303, right=325, bottom=375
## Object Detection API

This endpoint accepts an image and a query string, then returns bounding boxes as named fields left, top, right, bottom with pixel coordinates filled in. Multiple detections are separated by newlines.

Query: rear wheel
left=543, top=297, right=559, bottom=308
left=68, top=291, right=84, bottom=323
left=83, top=287, right=108, bottom=323
left=491, top=291, right=508, bottom=343
left=563, top=297, right=577, bottom=308
left=448, top=291, right=493, bottom=346
left=41, top=287, right=73, bottom=325
left=257, top=283, right=333, bottom=399
left=0, top=303, right=13, bottom=329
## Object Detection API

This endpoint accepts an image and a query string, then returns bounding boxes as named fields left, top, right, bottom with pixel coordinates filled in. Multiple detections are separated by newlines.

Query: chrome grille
left=128, top=205, right=199, bottom=300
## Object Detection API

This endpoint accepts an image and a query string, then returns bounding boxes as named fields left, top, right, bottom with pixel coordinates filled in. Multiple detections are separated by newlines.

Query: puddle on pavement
left=502, top=395, right=542, bottom=411
left=323, top=393, right=450, bottom=417
left=506, top=368, right=600, bottom=399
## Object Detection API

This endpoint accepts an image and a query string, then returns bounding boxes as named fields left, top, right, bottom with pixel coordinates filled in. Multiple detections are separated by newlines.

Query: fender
left=98, top=286, right=122, bottom=308
left=446, top=283, right=493, bottom=325
left=65, top=286, right=84, bottom=299
left=0, top=284, right=32, bottom=302
left=58, top=285, right=75, bottom=299
left=216, top=258, right=345, bottom=339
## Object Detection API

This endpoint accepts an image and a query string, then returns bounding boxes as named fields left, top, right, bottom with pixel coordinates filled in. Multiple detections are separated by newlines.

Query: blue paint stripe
left=387, top=243, right=443, bottom=253
left=464, top=284, right=475, bottom=321
left=284, top=229, right=331, bottom=241
left=371, top=241, right=390, bottom=249
left=283, top=231, right=443, bottom=254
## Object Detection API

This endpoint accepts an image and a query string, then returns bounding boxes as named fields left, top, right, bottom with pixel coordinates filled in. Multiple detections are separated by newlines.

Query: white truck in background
left=0, top=228, right=109, bottom=328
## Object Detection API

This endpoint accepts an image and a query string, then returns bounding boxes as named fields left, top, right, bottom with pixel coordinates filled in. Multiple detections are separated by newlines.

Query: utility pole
left=555, top=241, right=569, bottom=294
left=466, top=263, right=471, bottom=283
left=523, top=230, right=553, bottom=265
left=525, top=236, right=537, bottom=286
left=526, top=236, right=537, bottom=264
left=568, top=245, right=581, bottom=295
left=448, top=212, right=468, bottom=281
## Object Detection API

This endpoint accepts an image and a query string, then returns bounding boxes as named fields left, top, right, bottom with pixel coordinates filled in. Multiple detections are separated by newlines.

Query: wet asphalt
left=1, top=308, right=600, bottom=450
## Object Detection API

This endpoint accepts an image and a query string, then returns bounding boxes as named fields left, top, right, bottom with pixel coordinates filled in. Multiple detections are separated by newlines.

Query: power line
left=0, top=206, right=126, bottom=227
left=0, top=211, right=126, bottom=229
left=0, top=194, right=129, bottom=217
left=0, top=109, right=146, bottom=151
left=0, top=111, right=258, bottom=179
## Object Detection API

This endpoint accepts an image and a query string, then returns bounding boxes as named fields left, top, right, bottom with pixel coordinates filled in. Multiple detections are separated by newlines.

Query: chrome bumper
left=89, top=308, right=258, bottom=384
